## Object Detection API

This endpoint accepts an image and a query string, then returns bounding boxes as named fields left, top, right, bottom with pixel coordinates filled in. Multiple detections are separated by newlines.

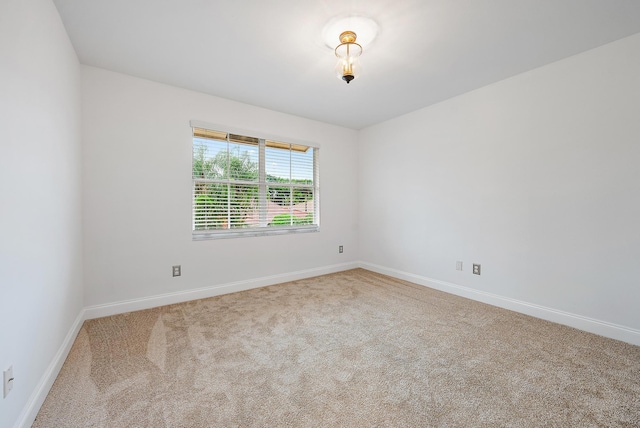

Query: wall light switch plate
left=172, top=265, right=181, bottom=277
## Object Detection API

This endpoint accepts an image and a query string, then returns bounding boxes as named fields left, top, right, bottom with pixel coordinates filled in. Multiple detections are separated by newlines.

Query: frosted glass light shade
left=334, top=31, right=363, bottom=84
left=335, top=54, right=361, bottom=83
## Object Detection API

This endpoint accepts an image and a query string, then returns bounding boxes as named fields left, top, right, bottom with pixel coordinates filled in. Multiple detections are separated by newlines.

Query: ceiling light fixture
left=322, top=15, right=378, bottom=85
left=335, top=31, right=362, bottom=84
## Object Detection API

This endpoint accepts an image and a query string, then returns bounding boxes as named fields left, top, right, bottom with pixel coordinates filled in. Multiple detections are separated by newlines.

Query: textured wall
left=0, top=0, right=83, bottom=426
left=81, top=66, right=359, bottom=307
left=359, top=33, right=640, bottom=335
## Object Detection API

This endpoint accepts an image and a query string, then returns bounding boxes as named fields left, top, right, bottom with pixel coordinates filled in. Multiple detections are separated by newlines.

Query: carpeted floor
left=34, top=269, right=640, bottom=427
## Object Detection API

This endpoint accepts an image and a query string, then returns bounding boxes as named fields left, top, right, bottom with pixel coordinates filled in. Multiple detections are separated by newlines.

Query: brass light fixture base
left=339, top=31, right=357, bottom=44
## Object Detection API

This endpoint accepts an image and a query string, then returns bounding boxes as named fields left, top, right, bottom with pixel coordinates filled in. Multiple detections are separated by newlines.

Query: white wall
left=359, top=33, right=640, bottom=341
left=81, top=66, right=359, bottom=308
left=0, top=0, right=83, bottom=427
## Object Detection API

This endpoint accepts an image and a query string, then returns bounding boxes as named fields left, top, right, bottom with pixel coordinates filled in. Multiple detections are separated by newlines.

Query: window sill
left=192, top=225, right=319, bottom=240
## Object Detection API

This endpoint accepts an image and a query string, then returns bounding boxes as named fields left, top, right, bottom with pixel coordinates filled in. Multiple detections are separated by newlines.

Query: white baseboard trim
left=359, top=261, right=640, bottom=347
left=84, top=262, right=359, bottom=320
left=14, top=309, right=86, bottom=428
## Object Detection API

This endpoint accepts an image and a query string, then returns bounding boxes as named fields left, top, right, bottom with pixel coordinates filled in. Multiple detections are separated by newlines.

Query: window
left=192, top=124, right=319, bottom=239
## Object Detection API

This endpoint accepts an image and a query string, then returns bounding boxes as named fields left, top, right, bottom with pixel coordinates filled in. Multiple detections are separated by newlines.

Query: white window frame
left=190, top=121, right=320, bottom=240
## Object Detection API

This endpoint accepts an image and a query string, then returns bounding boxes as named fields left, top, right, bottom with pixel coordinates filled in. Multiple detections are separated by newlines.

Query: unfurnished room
left=1, top=0, right=640, bottom=427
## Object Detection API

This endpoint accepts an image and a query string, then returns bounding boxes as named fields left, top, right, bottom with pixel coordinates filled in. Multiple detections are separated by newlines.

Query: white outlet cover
left=3, top=366, right=13, bottom=398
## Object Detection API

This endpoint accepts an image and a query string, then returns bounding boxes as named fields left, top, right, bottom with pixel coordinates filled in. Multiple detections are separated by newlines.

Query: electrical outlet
left=3, top=366, right=14, bottom=398
left=456, top=261, right=463, bottom=271
left=473, top=264, right=481, bottom=275
left=339, top=245, right=343, bottom=253
left=172, top=265, right=181, bottom=277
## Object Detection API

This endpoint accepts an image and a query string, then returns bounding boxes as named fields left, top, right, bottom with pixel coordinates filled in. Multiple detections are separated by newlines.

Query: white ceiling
left=53, top=0, right=640, bottom=129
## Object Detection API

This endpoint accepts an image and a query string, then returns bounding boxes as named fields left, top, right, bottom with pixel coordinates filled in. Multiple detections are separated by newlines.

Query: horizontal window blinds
left=192, top=127, right=318, bottom=237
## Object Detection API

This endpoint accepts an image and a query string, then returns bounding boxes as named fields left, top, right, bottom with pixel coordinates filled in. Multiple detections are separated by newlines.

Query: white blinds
left=192, top=127, right=318, bottom=237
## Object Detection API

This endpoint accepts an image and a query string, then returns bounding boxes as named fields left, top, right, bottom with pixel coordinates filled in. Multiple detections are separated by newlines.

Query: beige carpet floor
left=34, top=269, right=640, bottom=427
